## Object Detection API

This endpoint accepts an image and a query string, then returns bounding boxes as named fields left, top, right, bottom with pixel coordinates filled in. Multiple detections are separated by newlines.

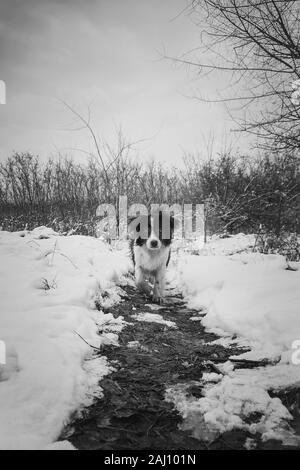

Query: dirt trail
left=61, top=284, right=299, bottom=450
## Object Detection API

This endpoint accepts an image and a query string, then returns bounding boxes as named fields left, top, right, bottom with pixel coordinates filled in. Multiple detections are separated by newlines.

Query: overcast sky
left=0, top=0, right=249, bottom=165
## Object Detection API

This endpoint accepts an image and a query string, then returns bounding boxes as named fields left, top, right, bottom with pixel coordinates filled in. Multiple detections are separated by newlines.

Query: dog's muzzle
left=147, top=238, right=161, bottom=250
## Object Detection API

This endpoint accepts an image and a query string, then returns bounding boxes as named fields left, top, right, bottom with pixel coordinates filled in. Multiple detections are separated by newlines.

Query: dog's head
left=129, top=212, right=175, bottom=251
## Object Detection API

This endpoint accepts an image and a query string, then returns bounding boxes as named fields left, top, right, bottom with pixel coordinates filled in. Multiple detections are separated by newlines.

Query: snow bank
left=174, top=233, right=254, bottom=257
left=174, top=235, right=300, bottom=442
left=179, top=252, right=300, bottom=359
left=198, top=233, right=255, bottom=256
left=0, top=227, right=130, bottom=449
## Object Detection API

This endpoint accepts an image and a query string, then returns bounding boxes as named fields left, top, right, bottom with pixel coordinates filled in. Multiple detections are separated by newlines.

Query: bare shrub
left=0, top=150, right=299, bottom=240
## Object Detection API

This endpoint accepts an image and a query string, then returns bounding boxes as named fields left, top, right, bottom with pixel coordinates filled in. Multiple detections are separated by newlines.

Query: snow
left=127, top=340, right=140, bottom=349
left=166, top=364, right=300, bottom=445
left=202, top=372, right=222, bottom=383
left=198, top=233, right=255, bottom=256
left=131, top=312, right=177, bottom=328
left=244, top=437, right=257, bottom=450
left=172, top=232, right=254, bottom=258
left=0, top=227, right=130, bottom=449
left=44, top=440, right=77, bottom=450
left=145, top=303, right=164, bottom=311
left=178, top=251, right=299, bottom=359
left=2, top=228, right=300, bottom=447
left=170, top=233, right=300, bottom=443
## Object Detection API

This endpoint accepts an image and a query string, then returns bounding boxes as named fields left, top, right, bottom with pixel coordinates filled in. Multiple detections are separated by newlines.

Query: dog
left=129, top=212, right=175, bottom=303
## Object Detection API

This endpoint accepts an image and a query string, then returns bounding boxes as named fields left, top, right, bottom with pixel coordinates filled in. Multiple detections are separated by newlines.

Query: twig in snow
left=230, top=357, right=280, bottom=367
left=57, top=251, right=78, bottom=269
left=73, top=330, right=101, bottom=351
left=51, top=240, right=58, bottom=266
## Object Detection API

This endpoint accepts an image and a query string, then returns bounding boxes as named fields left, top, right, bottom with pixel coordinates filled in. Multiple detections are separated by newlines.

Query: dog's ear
left=128, top=214, right=149, bottom=239
left=128, top=215, right=139, bottom=239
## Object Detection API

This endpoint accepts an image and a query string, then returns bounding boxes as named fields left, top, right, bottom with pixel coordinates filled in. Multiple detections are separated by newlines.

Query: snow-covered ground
left=167, top=233, right=300, bottom=444
left=0, top=227, right=130, bottom=449
left=1, top=228, right=299, bottom=448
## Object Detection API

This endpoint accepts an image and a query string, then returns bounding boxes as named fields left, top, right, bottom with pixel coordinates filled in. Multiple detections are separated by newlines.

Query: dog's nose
left=150, top=239, right=158, bottom=248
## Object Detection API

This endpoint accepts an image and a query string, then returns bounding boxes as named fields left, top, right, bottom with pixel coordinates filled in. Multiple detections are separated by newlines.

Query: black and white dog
left=129, top=212, right=175, bottom=303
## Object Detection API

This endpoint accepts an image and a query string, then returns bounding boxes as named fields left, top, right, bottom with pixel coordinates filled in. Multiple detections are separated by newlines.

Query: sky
left=0, top=0, right=251, bottom=166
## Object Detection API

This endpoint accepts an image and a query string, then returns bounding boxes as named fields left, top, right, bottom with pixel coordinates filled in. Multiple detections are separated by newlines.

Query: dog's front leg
left=152, top=266, right=166, bottom=303
left=135, top=265, right=150, bottom=295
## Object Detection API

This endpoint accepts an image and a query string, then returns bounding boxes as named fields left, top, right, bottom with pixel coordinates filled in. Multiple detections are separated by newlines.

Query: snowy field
left=0, top=228, right=300, bottom=448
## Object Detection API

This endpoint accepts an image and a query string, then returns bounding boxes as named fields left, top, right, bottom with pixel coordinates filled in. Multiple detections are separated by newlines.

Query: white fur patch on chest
left=134, top=244, right=170, bottom=274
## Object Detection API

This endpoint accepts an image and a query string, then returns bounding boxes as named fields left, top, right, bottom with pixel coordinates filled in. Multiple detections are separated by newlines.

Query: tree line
left=0, top=151, right=299, bottom=238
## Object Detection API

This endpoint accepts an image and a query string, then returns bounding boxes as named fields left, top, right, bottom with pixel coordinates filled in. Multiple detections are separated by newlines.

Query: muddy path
left=62, top=284, right=299, bottom=450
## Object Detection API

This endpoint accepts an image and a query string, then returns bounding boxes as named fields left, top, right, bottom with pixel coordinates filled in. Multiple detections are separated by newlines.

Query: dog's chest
left=134, top=245, right=170, bottom=274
